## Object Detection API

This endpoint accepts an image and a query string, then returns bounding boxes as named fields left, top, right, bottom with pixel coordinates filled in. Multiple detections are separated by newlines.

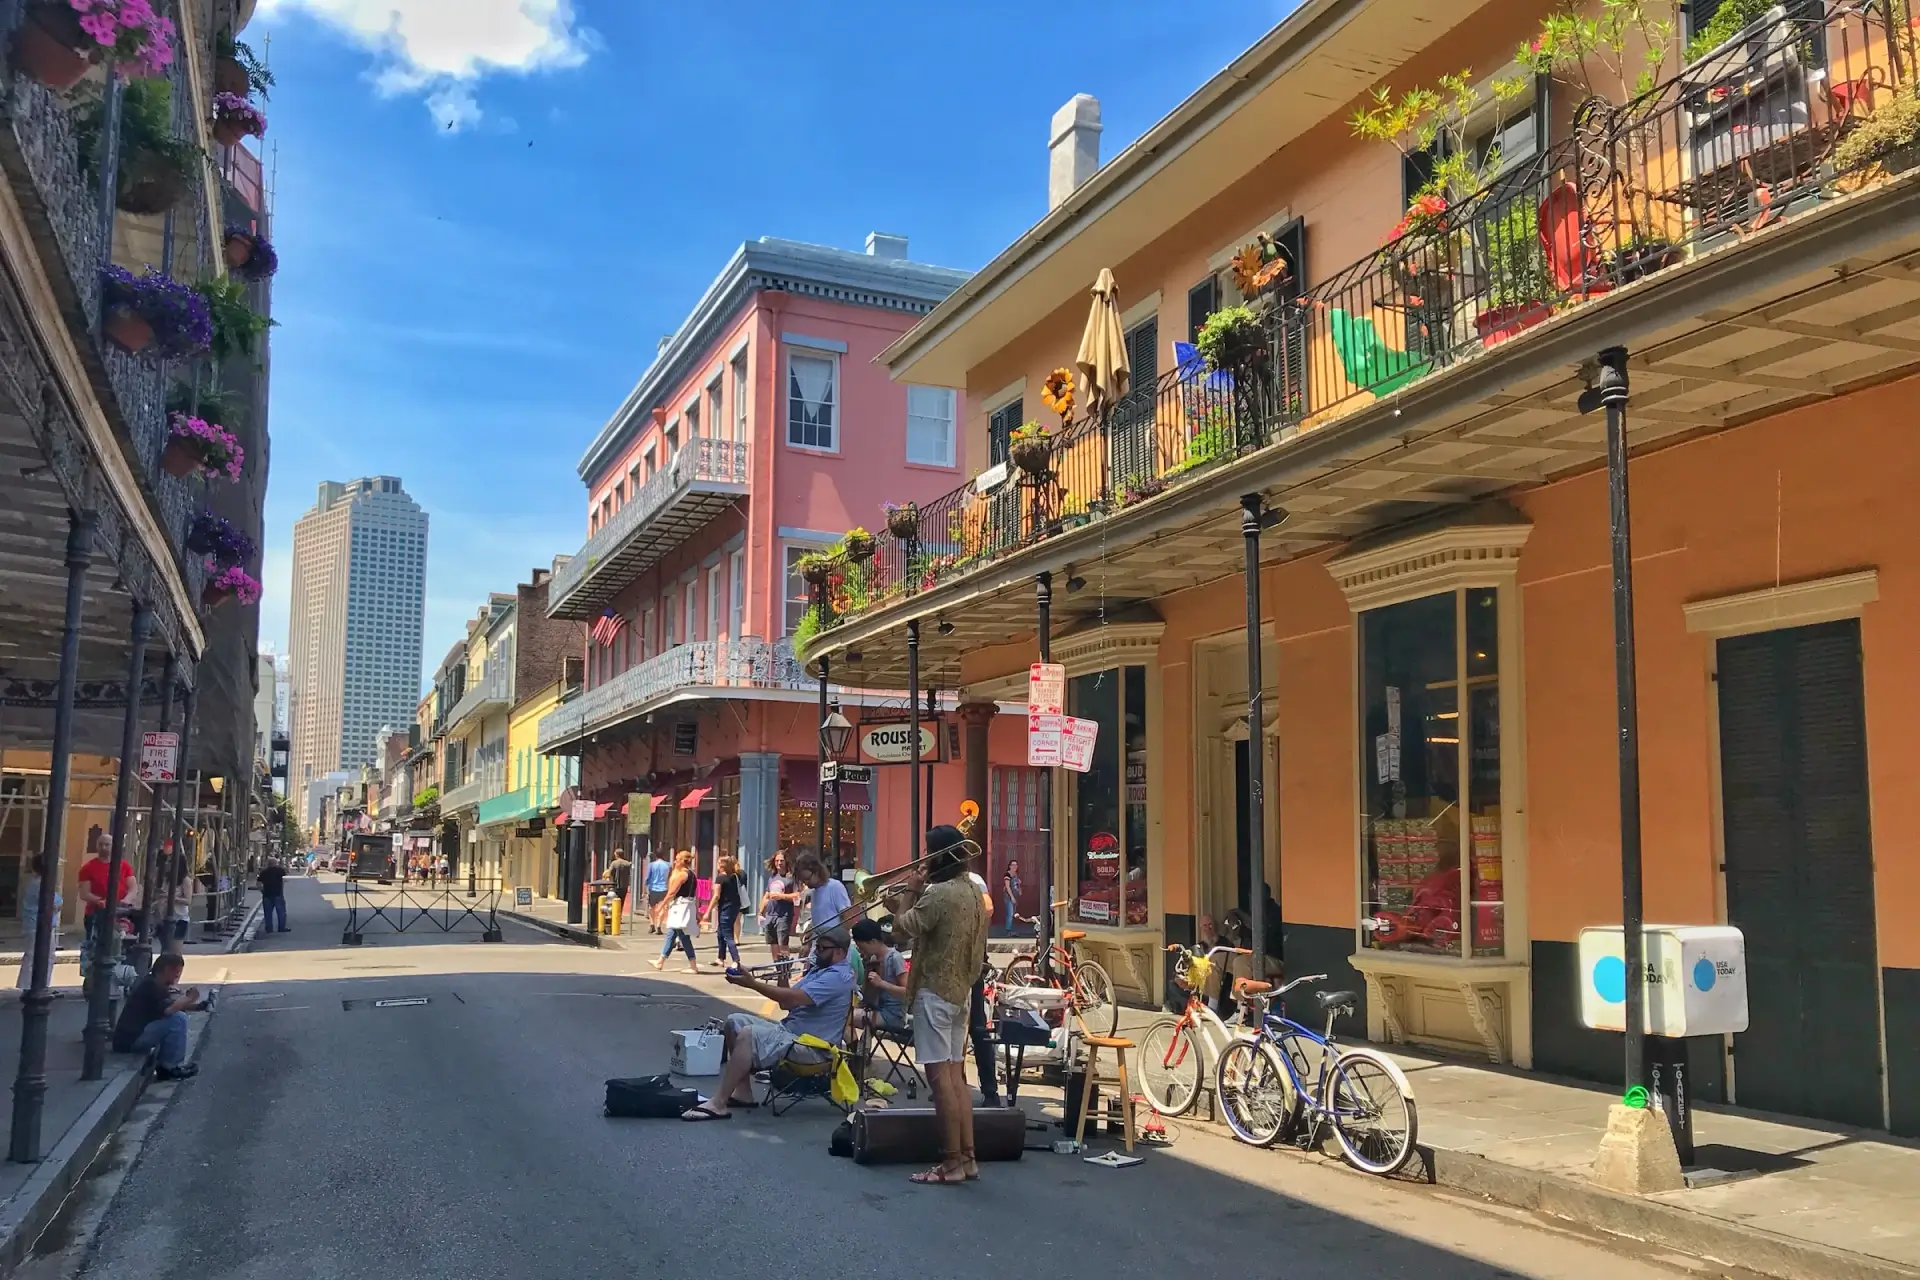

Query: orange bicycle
left=997, top=900, right=1118, bottom=1036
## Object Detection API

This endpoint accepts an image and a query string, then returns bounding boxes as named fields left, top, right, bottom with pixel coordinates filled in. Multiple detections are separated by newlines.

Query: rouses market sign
left=857, top=722, right=941, bottom=765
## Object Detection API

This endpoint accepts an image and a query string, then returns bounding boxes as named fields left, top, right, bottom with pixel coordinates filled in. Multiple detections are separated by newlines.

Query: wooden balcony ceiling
left=0, top=405, right=169, bottom=752
left=817, top=195, right=1920, bottom=686
left=549, top=485, right=744, bottom=620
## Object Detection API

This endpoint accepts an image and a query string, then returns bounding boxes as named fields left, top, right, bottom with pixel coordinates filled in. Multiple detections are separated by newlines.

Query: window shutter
left=988, top=399, right=1021, bottom=466
left=1187, top=278, right=1220, bottom=344
left=1126, top=317, right=1158, bottom=392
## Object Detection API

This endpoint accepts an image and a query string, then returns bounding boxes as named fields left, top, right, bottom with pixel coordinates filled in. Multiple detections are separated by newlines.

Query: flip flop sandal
left=680, top=1104, right=732, bottom=1122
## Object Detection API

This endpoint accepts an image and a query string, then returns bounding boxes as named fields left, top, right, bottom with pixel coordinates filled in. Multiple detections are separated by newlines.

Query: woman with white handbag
left=650, top=850, right=702, bottom=974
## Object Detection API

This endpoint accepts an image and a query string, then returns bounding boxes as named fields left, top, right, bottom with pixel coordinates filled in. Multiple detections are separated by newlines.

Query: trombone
left=791, top=801, right=983, bottom=948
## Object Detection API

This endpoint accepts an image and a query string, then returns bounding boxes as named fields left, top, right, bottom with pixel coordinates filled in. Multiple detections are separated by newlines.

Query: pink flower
left=77, top=11, right=118, bottom=43
left=119, top=0, right=155, bottom=24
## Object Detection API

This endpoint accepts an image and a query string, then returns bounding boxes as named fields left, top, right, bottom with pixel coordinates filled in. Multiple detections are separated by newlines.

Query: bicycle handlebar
left=1165, top=943, right=1251, bottom=959
left=1276, top=973, right=1329, bottom=996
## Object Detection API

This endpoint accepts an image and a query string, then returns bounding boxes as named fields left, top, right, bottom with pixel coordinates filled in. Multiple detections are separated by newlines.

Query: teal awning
left=477, top=789, right=537, bottom=827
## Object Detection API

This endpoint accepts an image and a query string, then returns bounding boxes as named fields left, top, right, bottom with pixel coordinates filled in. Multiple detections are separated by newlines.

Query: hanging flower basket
left=883, top=502, right=919, bottom=540
left=186, top=511, right=254, bottom=566
left=100, top=266, right=212, bottom=359
left=214, top=54, right=249, bottom=96
left=13, top=4, right=90, bottom=89
left=104, top=305, right=155, bottom=354
left=797, top=553, right=833, bottom=587
left=210, top=92, right=266, bottom=148
left=1010, top=437, right=1052, bottom=477
left=222, top=227, right=278, bottom=280
left=165, top=412, right=243, bottom=481
left=202, top=564, right=260, bottom=609
left=15, top=0, right=174, bottom=89
left=842, top=528, right=875, bottom=562
left=116, top=147, right=191, bottom=215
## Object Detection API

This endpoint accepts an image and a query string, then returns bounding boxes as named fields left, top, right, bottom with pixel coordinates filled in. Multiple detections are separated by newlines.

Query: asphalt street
left=64, top=874, right=1745, bottom=1280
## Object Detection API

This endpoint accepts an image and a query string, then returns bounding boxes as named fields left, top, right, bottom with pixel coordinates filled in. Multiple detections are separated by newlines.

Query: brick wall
left=516, top=569, right=583, bottom=700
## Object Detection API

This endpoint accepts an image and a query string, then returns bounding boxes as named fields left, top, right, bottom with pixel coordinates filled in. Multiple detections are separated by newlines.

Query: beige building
left=287, top=478, right=429, bottom=824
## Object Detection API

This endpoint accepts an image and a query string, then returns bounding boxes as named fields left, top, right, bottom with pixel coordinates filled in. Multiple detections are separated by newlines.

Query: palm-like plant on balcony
left=14, top=0, right=175, bottom=90
left=213, top=32, right=273, bottom=99
left=163, top=412, right=243, bottom=480
left=201, top=563, right=260, bottom=608
left=194, top=276, right=274, bottom=363
left=222, top=226, right=278, bottom=281
left=185, top=510, right=254, bottom=566
left=210, top=91, right=266, bottom=146
left=76, top=76, right=202, bottom=216
left=101, top=265, right=211, bottom=357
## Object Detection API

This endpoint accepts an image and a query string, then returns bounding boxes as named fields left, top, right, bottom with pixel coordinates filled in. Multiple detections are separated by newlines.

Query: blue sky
left=253, top=0, right=1290, bottom=688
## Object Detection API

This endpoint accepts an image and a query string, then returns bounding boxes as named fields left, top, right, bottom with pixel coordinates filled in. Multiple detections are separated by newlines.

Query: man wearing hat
left=885, top=824, right=990, bottom=1185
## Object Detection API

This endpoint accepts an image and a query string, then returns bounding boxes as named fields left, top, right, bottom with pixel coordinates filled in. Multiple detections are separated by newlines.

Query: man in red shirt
left=77, top=828, right=135, bottom=951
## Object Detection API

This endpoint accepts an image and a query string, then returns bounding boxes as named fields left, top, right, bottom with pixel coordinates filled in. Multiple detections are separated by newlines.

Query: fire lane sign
left=138, top=731, right=178, bottom=784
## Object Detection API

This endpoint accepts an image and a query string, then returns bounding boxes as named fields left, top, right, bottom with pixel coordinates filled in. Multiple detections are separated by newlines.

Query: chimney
left=1049, top=94, right=1102, bottom=210
left=865, top=232, right=909, bottom=260
left=657, top=335, right=673, bottom=356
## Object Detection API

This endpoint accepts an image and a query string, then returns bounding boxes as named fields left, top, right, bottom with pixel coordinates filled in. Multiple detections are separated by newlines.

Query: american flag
left=590, top=609, right=626, bottom=647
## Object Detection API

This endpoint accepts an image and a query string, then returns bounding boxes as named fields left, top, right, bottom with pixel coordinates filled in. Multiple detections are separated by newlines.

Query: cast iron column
left=160, top=698, right=196, bottom=955
left=1035, top=570, right=1054, bottom=983
left=907, top=620, right=921, bottom=858
left=565, top=822, right=585, bottom=924
left=10, top=512, right=93, bottom=1163
left=83, top=601, right=150, bottom=1079
left=1598, top=346, right=1648, bottom=1090
left=1240, top=495, right=1270, bottom=976
left=127, top=653, right=176, bottom=975
left=924, top=684, right=937, bottom=825
left=815, top=652, right=830, bottom=869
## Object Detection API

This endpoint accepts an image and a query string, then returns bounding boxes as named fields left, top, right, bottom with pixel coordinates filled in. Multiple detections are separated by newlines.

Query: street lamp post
left=818, top=700, right=852, bottom=872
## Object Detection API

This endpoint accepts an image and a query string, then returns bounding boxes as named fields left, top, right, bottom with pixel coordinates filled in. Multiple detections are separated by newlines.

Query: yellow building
left=483, top=677, right=579, bottom=898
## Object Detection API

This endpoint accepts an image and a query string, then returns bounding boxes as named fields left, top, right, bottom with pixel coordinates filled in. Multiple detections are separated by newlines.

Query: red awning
left=679, top=786, right=714, bottom=809
left=782, top=762, right=872, bottom=812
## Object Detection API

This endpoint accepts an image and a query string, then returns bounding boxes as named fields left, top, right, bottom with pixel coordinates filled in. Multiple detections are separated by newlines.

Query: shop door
left=990, top=766, right=1045, bottom=933
left=1716, top=619, right=1882, bottom=1127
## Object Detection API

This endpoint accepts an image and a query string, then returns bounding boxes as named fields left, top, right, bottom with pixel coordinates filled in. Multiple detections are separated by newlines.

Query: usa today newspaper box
left=1577, top=925, right=1748, bottom=1163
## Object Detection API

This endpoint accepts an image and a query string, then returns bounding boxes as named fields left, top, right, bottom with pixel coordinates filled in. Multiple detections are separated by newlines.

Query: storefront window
left=1358, top=588, right=1503, bottom=957
left=1070, top=665, right=1150, bottom=927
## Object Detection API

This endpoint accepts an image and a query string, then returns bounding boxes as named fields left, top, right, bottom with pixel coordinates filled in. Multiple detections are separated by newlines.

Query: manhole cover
left=342, top=996, right=433, bottom=1010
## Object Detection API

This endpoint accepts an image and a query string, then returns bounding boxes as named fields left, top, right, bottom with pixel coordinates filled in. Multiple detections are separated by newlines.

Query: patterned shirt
left=895, top=876, right=988, bottom=1010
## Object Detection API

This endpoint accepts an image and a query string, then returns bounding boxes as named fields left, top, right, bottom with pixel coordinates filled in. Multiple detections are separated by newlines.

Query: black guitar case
left=849, top=1105, right=1027, bottom=1164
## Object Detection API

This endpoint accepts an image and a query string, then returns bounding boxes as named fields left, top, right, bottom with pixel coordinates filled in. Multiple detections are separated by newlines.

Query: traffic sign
left=1060, top=716, right=1099, bottom=773
left=837, top=764, right=874, bottom=784
left=138, top=731, right=178, bottom=783
left=571, top=799, right=597, bottom=822
left=819, top=760, right=839, bottom=783
left=1028, top=663, right=1065, bottom=715
left=1027, top=712, right=1064, bottom=767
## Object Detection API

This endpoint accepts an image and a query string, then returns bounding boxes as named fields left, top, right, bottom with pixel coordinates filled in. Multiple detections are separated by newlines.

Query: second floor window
left=732, top=354, right=749, bottom=441
left=987, top=398, right=1022, bottom=468
left=783, top=543, right=827, bottom=635
left=640, top=607, right=655, bottom=661
left=686, top=401, right=700, bottom=440
left=708, top=379, right=725, bottom=446
left=906, top=386, right=956, bottom=467
left=788, top=353, right=836, bottom=450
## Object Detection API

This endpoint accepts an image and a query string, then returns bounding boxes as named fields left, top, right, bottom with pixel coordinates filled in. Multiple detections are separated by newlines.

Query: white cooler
left=670, top=1027, right=724, bottom=1076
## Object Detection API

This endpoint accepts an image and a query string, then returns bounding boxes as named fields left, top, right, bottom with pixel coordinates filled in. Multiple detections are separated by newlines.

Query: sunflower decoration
left=1230, top=234, right=1291, bottom=297
left=1040, top=367, right=1075, bottom=423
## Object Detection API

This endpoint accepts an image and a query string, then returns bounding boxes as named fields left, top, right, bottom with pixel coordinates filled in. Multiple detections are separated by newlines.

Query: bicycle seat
left=1060, top=929, right=1086, bottom=943
left=1315, top=989, right=1358, bottom=1017
left=1233, top=979, right=1273, bottom=996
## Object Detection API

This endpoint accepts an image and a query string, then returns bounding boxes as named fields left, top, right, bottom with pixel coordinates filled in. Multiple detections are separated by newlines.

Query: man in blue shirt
left=682, top=933, right=856, bottom=1121
left=795, top=851, right=854, bottom=948
left=644, top=849, right=671, bottom=935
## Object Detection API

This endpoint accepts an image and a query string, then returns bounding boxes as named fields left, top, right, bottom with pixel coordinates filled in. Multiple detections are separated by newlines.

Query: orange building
left=798, top=0, right=1920, bottom=1136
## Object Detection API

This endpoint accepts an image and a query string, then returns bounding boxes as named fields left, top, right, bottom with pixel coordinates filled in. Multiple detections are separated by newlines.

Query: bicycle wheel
left=1072, top=959, right=1119, bottom=1037
left=998, top=954, right=1039, bottom=988
left=1137, top=1018, right=1204, bottom=1117
left=1215, top=1037, right=1292, bottom=1147
left=1321, top=1046, right=1419, bottom=1175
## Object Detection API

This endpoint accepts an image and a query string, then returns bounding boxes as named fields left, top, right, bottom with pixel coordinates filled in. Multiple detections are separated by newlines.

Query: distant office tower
left=287, top=477, right=428, bottom=819
left=253, top=648, right=283, bottom=768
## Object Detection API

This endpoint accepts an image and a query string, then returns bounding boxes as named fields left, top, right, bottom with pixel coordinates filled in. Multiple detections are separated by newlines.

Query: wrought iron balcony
left=800, top=0, right=1920, bottom=652
left=537, top=636, right=807, bottom=753
left=440, top=774, right=499, bottom=815
left=546, top=437, right=749, bottom=619
left=444, top=662, right=511, bottom=731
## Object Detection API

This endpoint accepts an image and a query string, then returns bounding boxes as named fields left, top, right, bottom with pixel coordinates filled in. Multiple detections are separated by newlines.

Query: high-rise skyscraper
left=287, top=478, right=428, bottom=819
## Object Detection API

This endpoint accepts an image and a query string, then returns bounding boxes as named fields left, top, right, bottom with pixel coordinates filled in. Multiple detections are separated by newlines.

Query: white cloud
left=259, top=0, right=591, bottom=131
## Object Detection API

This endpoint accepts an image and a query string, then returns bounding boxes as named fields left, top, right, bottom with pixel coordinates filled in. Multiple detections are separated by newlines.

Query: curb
left=224, top=897, right=263, bottom=954
left=0, top=1061, right=146, bottom=1279
left=497, top=909, right=624, bottom=950
left=1421, top=1145, right=1920, bottom=1280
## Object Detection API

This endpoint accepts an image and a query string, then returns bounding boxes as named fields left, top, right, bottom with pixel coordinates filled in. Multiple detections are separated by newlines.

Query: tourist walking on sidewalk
left=704, top=854, right=745, bottom=969
left=606, top=847, right=634, bottom=932
left=15, top=856, right=59, bottom=990
left=759, top=849, right=799, bottom=969
left=258, top=858, right=289, bottom=933
left=885, top=824, right=990, bottom=1185
left=645, top=848, right=670, bottom=934
left=650, top=850, right=701, bottom=974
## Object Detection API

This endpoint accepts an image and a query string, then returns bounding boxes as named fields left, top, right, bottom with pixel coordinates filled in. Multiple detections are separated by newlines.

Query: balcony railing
left=444, top=662, right=511, bottom=730
left=441, top=773, right=500, bottom=814
left=803, top=0, right=1917, bottom=645
left=547, top=437, right=750, bottom=619
left=536, top=636, right=807, bottom=752
left=1, top=18, right=223, bottom=612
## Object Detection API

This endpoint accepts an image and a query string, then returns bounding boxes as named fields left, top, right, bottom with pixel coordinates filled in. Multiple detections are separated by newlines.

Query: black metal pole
left=11, top=512, right=93, bottom=1163
left=1036, top=571, right=1054, bottom=983
left=924, top=684, right=936, bottom=825
left=816, top=650, right=830, bottom=870
left=1240, top=495, right=1271, bottom=977
left=127, top=654, right=176, bottom=976
left=908, top=619, right=921, bottom=858
left=1597, top=346, right=1647, bottom=1091
left=565, top=822, right=584, bottom=924
left=160, top=696, right=196, bottom=956
left=83, top=601, right=150, bottom=1079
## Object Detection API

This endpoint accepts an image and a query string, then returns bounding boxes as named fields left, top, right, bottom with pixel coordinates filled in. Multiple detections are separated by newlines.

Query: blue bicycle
left=1214, top=973, right=1419, bottom=1175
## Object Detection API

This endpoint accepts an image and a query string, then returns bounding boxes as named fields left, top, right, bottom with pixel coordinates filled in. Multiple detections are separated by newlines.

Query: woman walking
left=1000, top=858, right=1021, bottom=934
left=759, top=848, right=800, bottom=971
left=650, top=850, right=701, bottom=974
left=704, top=854, right=746, bottom=970
left=15, top=856, right=59, bottom=990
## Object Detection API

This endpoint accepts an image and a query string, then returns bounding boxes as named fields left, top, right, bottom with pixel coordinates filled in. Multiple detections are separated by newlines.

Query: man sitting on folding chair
left=850, top=919, right=921, bottom=1094
left=681, top=931, right=856, bottom=1121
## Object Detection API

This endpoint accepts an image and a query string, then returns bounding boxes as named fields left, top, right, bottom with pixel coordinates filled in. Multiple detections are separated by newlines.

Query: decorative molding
left=1327, top=522, right=1531, bottom=612
left=1121, top=290, right=1161, bottom=329
left=781, top=332, right=848, bottom=354
left=1683, top=569, right=1878, bottom=638
left=1050, top=621, right=1165, bottom=676
left=1461, top=981, right=1508, bottom=1064
left=981, top=377, right=1025, bottom=415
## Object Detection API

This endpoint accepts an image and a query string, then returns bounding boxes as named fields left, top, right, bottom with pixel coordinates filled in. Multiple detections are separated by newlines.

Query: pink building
left=539, top=234, right=1028, bottom=908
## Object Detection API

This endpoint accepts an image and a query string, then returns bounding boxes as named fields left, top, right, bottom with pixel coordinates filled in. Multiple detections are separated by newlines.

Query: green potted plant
left=1195, top=304, right=1267, bottom=375
left=1008, top=421, right=1054, bottom=477
left=194, top=276, right=274, bottom=363
left=78, top=77, right=201, bottom=216
left=213, top=31, right=273, bottom=99
left=795, top=551, right=833, bottom=587
left=1832, top=88, right=1920, bottom=181
left=841, top=526, right=875, bottom=562
left=1169, top=406, right=1236, bottom=476
left=1608, top=233, right=1683, bottom=284
left=883, top=501, right=918, bottom=540
left=1474, top=201, right=1554, bottom=346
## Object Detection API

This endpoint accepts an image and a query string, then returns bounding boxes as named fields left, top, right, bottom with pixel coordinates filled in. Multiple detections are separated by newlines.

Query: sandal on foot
left=680, top=1103, right=731, bottom=1122
left=909, top=1164, right=966, bottom=1185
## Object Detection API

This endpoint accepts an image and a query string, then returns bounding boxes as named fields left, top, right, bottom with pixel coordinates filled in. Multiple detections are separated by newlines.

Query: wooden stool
left=1075, top=1034, right=1137, bottom=1152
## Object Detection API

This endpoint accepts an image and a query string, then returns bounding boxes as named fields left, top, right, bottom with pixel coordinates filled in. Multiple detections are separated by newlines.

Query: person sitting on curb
left=111, top=953, right=210, bottom=1081
left=681, top=932, right=856, bottom=1121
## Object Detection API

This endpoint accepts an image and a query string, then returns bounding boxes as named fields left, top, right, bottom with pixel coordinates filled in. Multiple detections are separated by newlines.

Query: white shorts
left=912, top=990, right=967, bottom=1065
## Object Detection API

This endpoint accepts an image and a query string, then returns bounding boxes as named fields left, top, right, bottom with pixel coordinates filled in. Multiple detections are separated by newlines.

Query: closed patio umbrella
left=1075, top=268, right=1131, bottom=417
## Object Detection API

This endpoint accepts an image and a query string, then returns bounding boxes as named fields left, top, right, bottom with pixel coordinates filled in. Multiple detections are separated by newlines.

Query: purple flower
left=224, top=226, right=278, bottom=281
left=168, top=412, right=243, bottom=480
left=64, top=0, right=174, bottom=77
left=212, top=92, right=267, bottom=138
left=102, top=266, right=212, bottom=359
left=207, top=564, right=261, bottom=604
left=187, top=511, right=254, bottom=565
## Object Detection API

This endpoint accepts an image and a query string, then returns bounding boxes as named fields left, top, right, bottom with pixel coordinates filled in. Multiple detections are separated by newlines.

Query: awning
left=679, top=786, right=713, bottom=809
left=476, top=789, right=536, bottom=827
left=782, top=761, right=872, bottom=812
